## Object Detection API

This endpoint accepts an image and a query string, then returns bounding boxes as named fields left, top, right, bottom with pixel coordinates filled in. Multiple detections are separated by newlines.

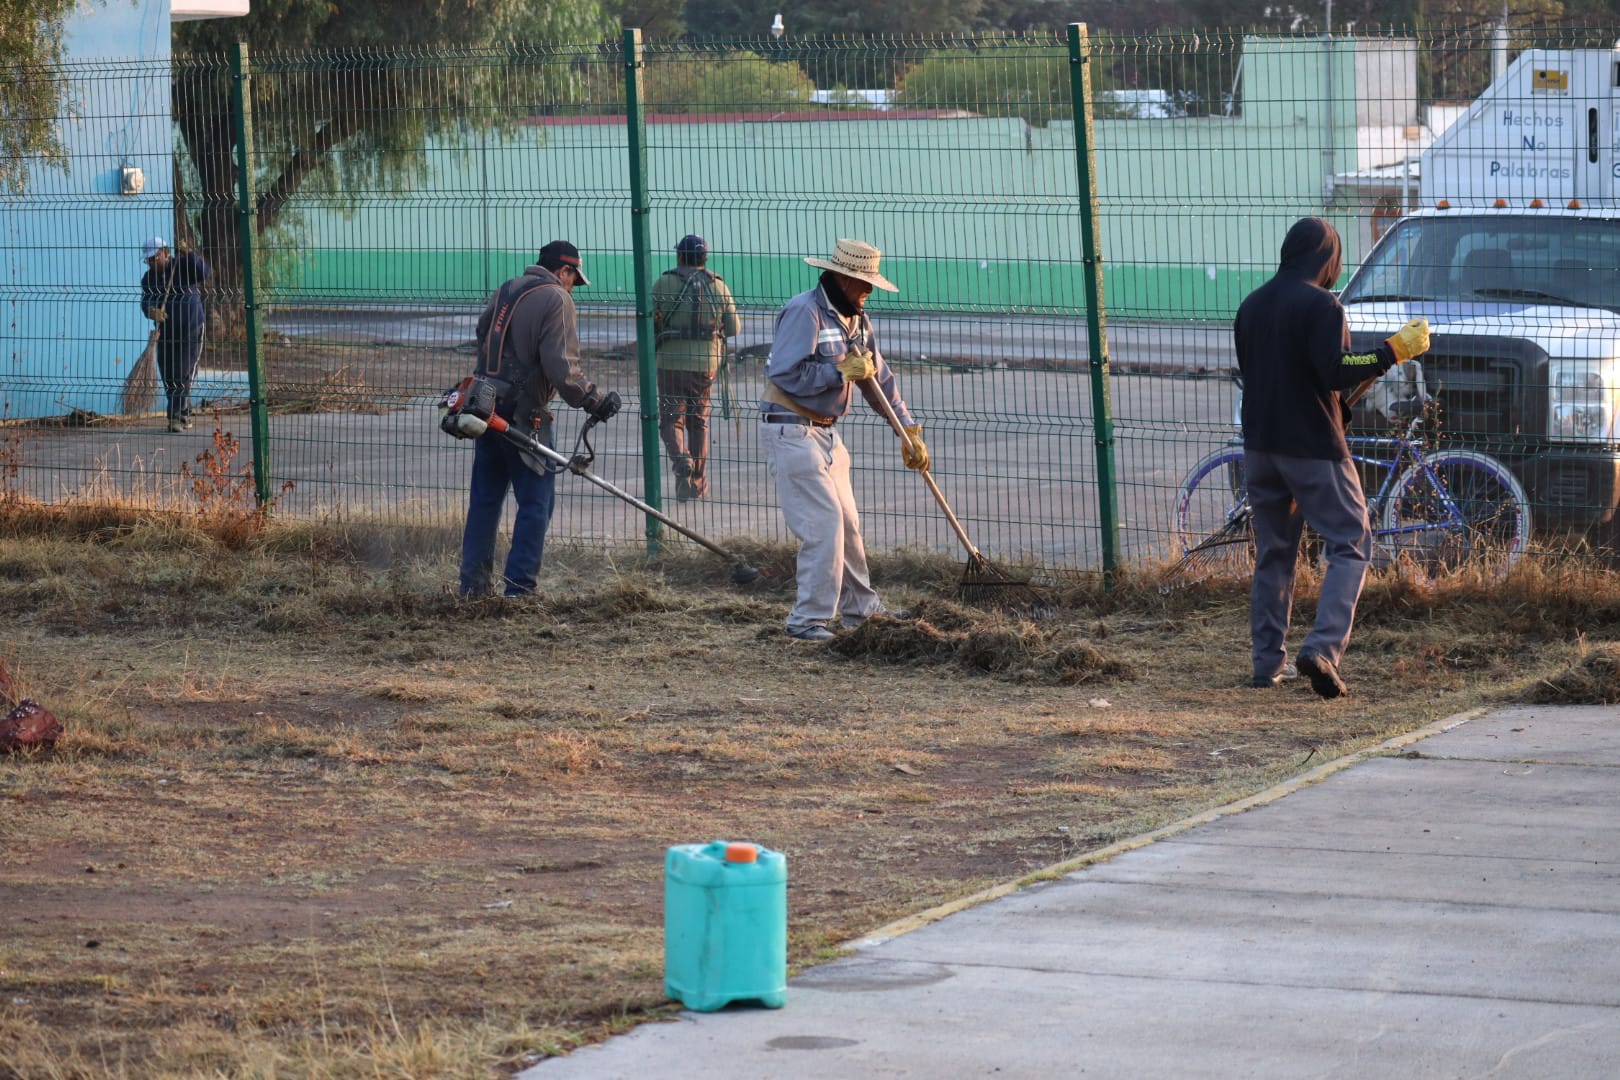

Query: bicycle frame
left=1171, top=366, right=1531, bottom=588
left=1351, top=412, right=1474, bottom=548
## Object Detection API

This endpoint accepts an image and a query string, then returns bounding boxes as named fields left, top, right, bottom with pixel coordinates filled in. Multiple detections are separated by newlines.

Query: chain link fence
left=4, top=26, right=1618, bottom=573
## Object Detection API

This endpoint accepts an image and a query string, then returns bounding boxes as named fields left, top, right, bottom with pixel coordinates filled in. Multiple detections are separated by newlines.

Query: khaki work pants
left=761, top=419, right=882, bottom=633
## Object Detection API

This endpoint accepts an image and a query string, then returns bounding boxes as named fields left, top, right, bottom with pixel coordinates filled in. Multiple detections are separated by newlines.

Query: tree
left=578, top=47, right=814, bottom=114
left=171, top=0, right=613, bottom=334
left=681, top=0, right=987, bottom=88
left=0, top=0, right=86, bottom=193
left=891, top=46, right=1073, bottom=126
left=643, top=50, right=816, bottom=111
left=972, top=0, right=1192, bottom=35
left=609, top=0, right=685, bottom=40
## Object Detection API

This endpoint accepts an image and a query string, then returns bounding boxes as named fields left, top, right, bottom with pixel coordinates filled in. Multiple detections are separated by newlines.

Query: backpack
left=658, top=267, right=725, bottom=342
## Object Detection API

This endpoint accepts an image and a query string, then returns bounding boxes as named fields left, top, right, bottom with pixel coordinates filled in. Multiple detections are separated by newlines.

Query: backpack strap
left=660, top=267, right=722, bottom=342
left=478, top=277, right=564, bottom=387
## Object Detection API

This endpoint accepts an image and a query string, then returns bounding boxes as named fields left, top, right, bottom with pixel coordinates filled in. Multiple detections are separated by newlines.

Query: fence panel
left=6, top=27, right=1619, bottom=573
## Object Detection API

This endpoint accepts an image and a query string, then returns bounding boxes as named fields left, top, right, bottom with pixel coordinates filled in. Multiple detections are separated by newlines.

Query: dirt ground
left=1, top=517, right=1617, bottom=1078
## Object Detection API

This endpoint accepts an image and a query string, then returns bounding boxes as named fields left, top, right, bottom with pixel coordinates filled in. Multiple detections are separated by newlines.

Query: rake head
left=958, top=554, right=1056, bottom=618
left=1159, top=513, right=1256, bottom=593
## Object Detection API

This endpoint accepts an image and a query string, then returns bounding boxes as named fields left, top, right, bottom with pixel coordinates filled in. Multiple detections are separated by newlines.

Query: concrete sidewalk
left=526, top=705, right=1620, bottom=1079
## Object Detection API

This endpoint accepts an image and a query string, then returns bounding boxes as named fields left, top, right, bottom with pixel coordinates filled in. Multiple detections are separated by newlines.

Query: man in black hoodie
left=1235, top=217, right=1430, bottom=698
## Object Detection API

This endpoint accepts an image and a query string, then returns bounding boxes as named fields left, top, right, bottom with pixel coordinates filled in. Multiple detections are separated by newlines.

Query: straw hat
left=805, top=238, right=898, bottom=293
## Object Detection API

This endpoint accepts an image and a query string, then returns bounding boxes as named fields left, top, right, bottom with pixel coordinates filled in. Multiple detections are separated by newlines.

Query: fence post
left=1067, top=23, right=1120, bottom=583
left=623, top=27, right=662, bottom=550
left=230, top=42, right=271, bottom=508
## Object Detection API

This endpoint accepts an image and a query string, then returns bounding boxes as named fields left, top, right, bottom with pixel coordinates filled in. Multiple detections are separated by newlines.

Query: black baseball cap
left=537, top=240, right=590, bottom=286
left=675, top=233, right=708, bottom=256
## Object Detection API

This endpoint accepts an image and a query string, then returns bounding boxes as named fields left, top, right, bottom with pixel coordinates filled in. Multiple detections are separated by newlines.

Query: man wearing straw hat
left=762, top=238, right=930, bottom=642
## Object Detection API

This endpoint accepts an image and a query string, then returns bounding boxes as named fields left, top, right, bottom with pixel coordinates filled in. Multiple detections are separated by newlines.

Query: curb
left=846, top=706, right=1490, bottom=950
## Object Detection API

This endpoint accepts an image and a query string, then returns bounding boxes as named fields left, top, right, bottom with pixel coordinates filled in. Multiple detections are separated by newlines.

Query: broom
left=862, top=378, right=1054, bottom=616
left=121, top=328, right=161, bottom=416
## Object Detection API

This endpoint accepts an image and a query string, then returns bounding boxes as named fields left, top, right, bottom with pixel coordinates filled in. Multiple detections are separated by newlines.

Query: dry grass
left=267, top=363, right=389, bottom=417
left=0, top=509, right=1614, bottom=1078
left=1526, top=643, right=1620, bottom=704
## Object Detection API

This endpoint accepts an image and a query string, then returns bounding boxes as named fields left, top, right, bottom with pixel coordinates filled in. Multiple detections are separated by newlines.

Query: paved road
left=525, top=704, right=1620, bottom=1079
left=264, top=303, right=1235, bottom=374
left=16, top=307, right=1241, bottom=572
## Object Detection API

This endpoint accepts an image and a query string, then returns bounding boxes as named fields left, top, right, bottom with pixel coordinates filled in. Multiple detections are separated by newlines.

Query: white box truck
left=1339, top=45, right=1620, bottom=538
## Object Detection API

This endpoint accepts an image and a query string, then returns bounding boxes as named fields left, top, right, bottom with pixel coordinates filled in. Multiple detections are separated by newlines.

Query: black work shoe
left=1297, top=653, right=1348, bottom=699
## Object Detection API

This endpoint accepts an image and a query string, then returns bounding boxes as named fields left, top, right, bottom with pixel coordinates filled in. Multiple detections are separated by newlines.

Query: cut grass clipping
left=828, top=600, right=1135, bottom=685
left=1525, top=644, right=1620, bottom=704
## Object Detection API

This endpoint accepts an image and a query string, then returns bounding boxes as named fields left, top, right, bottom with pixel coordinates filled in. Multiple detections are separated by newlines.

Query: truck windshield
left=1341, top=215, right=1620, bottom=313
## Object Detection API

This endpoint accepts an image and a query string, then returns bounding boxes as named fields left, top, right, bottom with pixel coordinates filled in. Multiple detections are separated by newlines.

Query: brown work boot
left=1296, top=653, right=1348, bottom=699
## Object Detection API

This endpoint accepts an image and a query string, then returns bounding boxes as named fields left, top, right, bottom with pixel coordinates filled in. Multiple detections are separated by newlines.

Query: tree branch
left=254, top=110, right=364, bottom=236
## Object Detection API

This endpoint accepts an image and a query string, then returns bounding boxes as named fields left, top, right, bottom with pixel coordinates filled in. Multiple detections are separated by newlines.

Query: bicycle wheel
left=1379, top=450, right=1532, bottom=579
left=1171, top=447, right=1255, bottom=584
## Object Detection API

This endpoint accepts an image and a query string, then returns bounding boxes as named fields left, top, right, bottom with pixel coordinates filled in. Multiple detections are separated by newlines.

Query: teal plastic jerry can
left=663, top=840, right=788, bottom=1011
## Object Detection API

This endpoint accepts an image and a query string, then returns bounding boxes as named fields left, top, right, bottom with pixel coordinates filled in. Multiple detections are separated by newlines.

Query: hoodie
left=1235, top=217, right=1397, bottom=461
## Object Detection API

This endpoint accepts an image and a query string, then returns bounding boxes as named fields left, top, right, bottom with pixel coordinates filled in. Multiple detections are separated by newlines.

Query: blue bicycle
left=1172, top=374, right=1532, bottom=585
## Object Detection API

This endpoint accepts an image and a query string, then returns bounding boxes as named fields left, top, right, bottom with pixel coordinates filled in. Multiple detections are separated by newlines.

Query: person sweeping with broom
left=139, top=237, right=211, bottom=432
left=761, top=238, right=929, bottom=642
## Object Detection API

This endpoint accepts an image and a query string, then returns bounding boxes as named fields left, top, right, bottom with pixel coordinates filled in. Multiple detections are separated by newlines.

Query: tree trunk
left=172, top=67, right=379, bottom=350
left=175, top=91, right=244, bottom=346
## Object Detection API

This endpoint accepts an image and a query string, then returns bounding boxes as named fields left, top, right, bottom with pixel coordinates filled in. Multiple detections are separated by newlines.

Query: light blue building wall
left=0, top=1, right=179, bottom=420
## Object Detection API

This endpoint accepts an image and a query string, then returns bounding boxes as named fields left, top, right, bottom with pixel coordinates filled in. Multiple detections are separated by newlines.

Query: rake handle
left=860, top=377, right=984, bottom=562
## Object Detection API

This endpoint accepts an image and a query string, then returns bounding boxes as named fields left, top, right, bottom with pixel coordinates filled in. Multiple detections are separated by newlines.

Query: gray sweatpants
left=761, top=419, right=883, bottom=633
left=1245, top=450, right=1372, bottom=680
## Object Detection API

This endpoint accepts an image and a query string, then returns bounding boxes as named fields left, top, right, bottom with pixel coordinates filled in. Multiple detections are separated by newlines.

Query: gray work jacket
left=763, top=284, right=914, bottom=427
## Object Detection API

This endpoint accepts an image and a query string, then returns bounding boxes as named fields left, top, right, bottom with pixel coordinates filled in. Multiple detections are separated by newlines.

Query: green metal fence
left=5, top=26, right=1620, bottom=574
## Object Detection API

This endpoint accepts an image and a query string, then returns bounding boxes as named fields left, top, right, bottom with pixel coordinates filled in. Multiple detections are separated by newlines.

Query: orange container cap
left=724, top=842, right=759, bottom=863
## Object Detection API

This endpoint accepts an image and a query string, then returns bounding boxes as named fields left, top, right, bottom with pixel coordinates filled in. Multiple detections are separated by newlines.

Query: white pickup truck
left=1339, top=46, right=1620, bottom=539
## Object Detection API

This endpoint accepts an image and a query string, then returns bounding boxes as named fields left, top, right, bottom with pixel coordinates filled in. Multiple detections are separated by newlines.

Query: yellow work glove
left=1386, top=317, right=1430, bottom=364
left=901, top=424, right=930, bottom=471
left=836, top=346, right=876, bottom=382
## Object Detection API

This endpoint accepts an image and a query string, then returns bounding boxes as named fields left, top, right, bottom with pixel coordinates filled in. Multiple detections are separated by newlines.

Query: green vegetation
left=0, top=0, right=94, bottom=193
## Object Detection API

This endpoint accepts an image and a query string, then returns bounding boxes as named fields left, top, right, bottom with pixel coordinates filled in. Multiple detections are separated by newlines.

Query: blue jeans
left=459, top=431, right=556, bottom=597
left=158, top=330, right=205, bottom=423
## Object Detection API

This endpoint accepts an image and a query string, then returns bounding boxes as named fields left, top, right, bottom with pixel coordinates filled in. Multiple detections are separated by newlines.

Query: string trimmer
left=861, top=378, right=1053, bottom=616
left=440, top=376, right=760, bottom=586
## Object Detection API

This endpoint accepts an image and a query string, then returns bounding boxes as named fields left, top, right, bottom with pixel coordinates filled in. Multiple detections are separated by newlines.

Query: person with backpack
left=458, top=241, right=622, bottom=598
left=653, top=234, right=740, bottom=501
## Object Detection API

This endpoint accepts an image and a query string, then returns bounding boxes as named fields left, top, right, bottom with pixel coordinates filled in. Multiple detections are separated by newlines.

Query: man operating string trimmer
left=442, top=241, right=760, bottom=591
left=454, top=241, right=622, bottom=598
